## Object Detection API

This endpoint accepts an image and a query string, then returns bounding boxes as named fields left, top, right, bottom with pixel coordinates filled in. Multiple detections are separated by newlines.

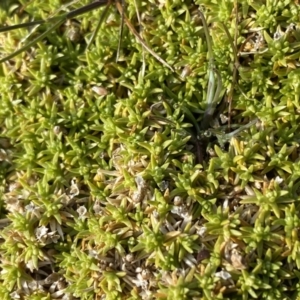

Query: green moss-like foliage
left=1, top=0, right=300, bottom=299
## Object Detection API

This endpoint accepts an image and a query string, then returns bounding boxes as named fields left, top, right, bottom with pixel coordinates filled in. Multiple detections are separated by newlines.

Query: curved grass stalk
left=197, top=8, right=223, bottom=130
left=200, top=68, right=222, bottom=130
left=222, top=118, right=258, bottom=139
left=116, top=0, right=125, bottom=61
left=220, top=0, right=238, bottom=128
left=209, top=118, right=258, bottom=148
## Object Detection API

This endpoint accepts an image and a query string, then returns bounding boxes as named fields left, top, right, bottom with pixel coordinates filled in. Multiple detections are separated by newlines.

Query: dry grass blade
left=115, top=1, right=174, bottom=72
left=0, top=18, right=65, bottom=63
left=0, top=20, right=45, bottom=33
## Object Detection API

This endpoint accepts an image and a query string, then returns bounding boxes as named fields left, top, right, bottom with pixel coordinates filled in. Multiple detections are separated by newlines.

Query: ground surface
left=1, top=0, right=300, bottom=299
